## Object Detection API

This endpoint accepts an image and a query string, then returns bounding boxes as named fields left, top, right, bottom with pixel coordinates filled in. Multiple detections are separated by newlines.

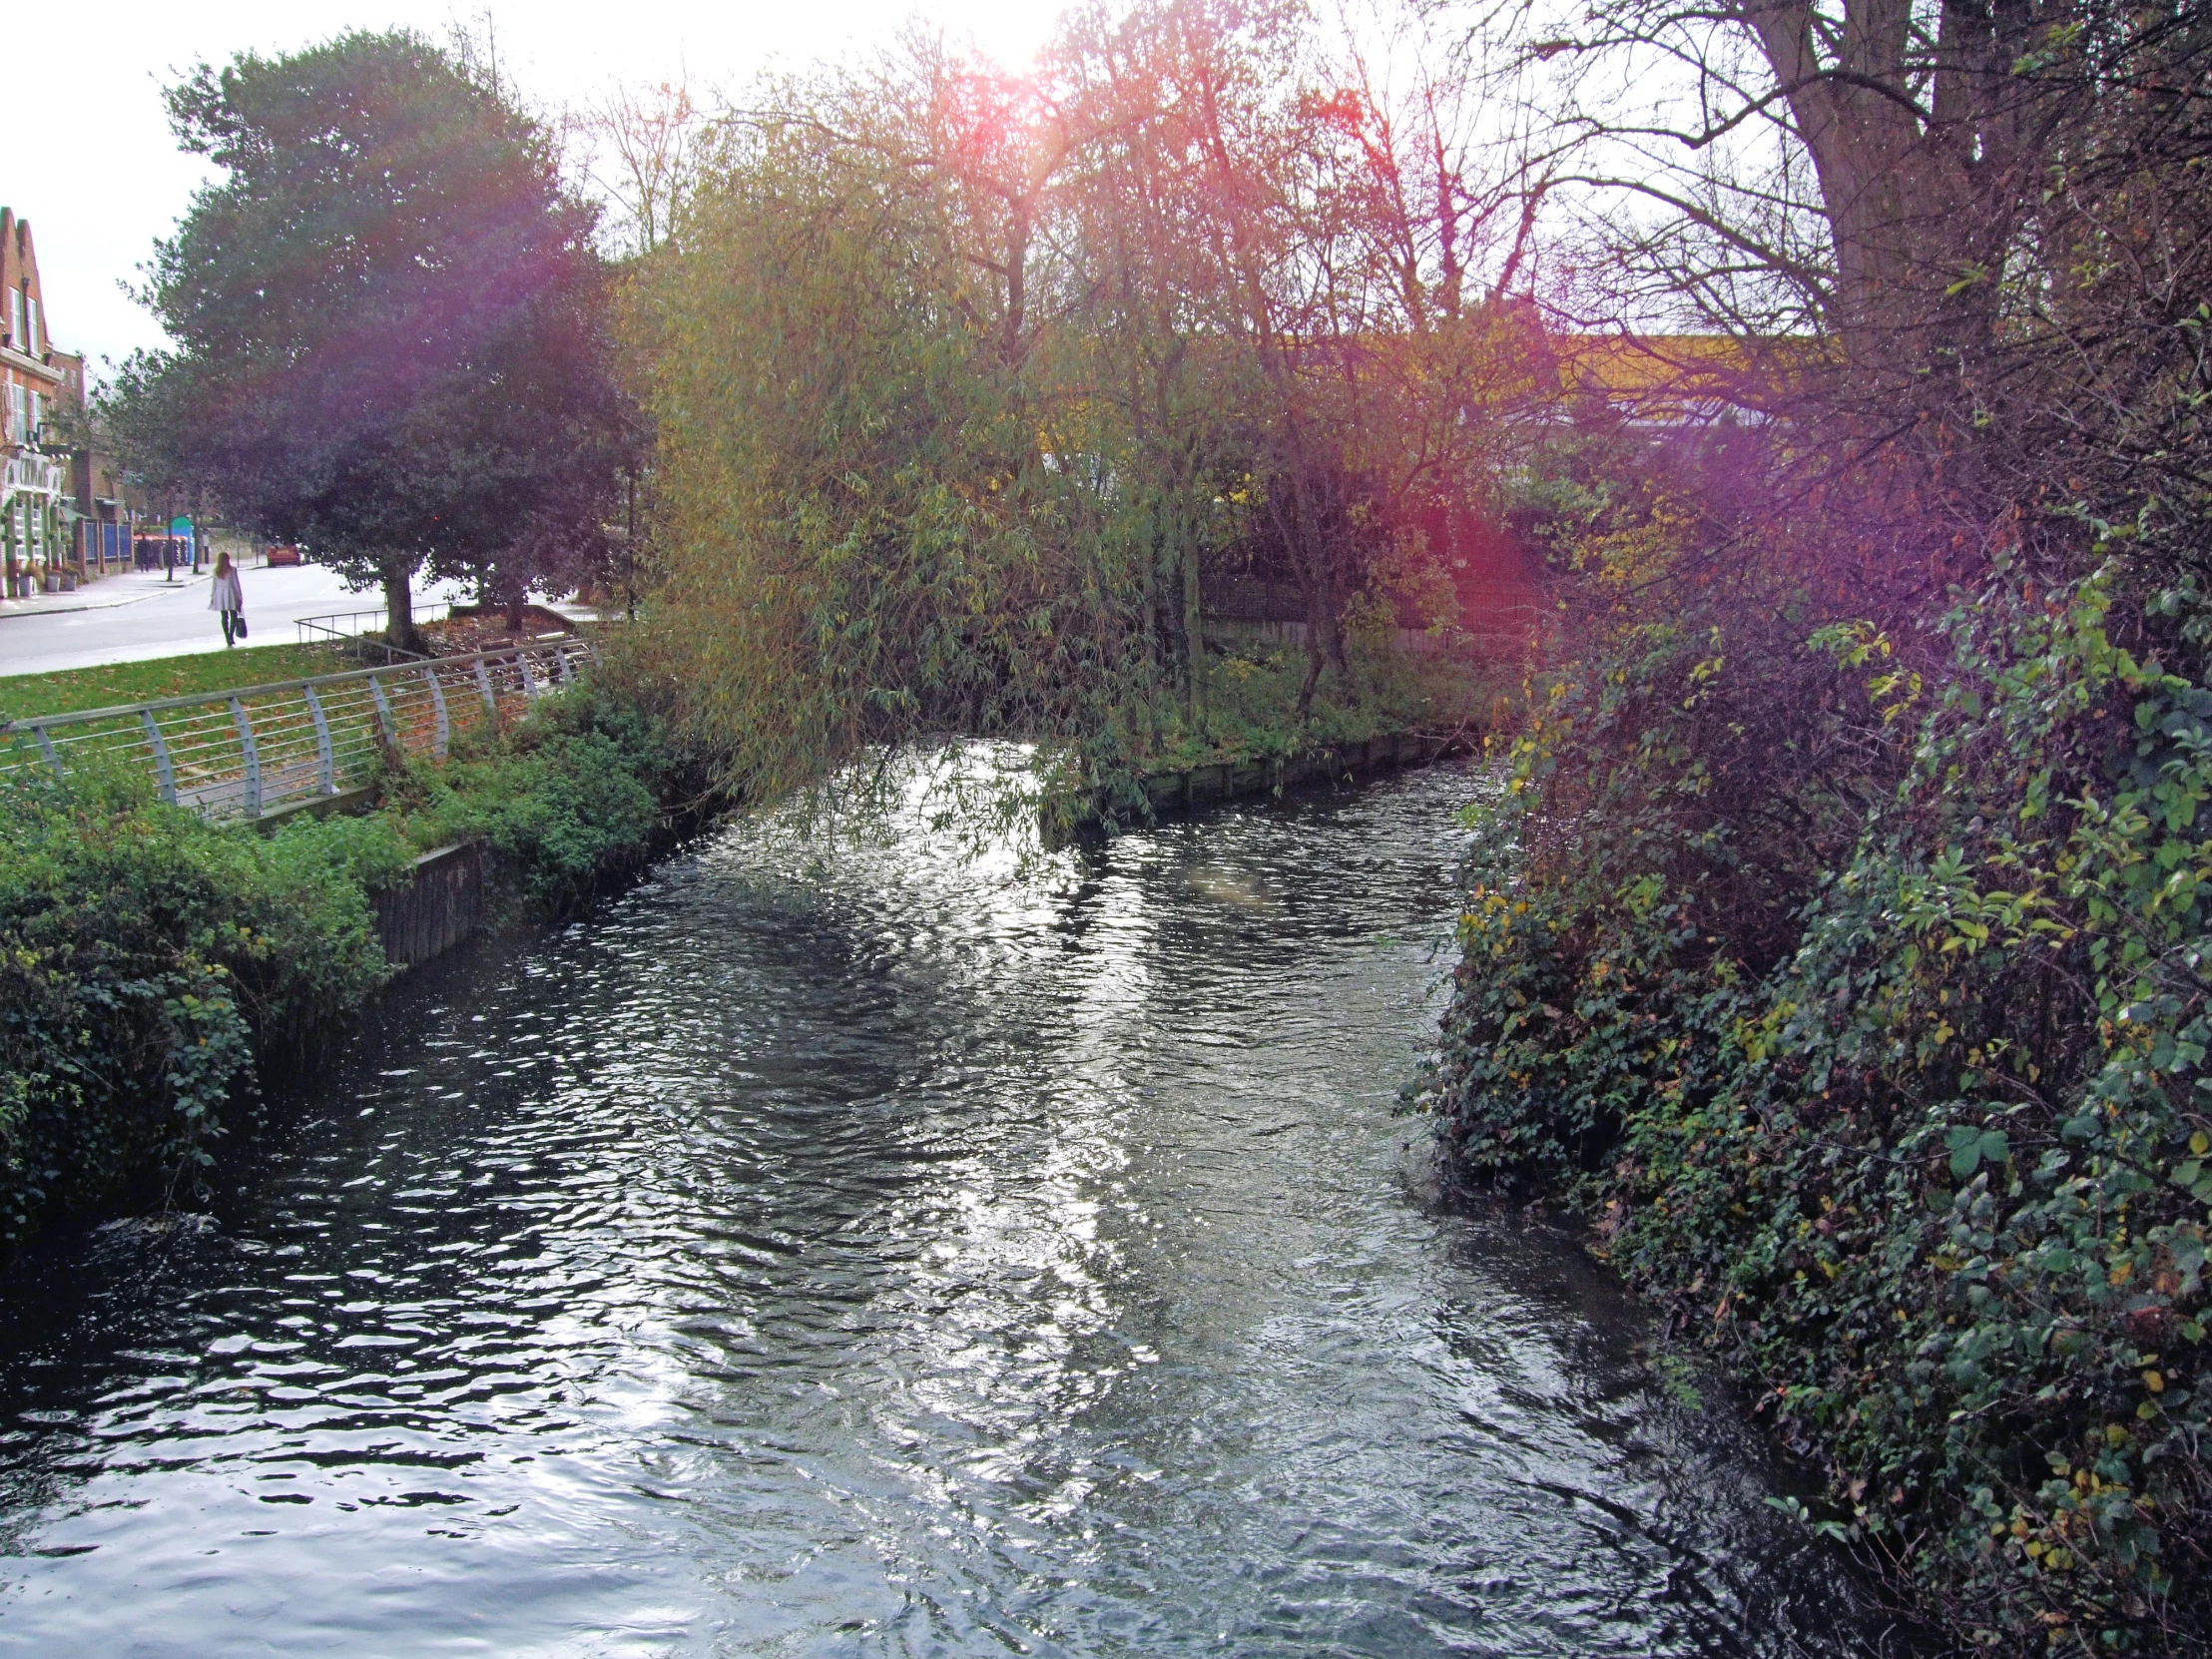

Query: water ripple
left=0, top=763, right=1890, bottom=1657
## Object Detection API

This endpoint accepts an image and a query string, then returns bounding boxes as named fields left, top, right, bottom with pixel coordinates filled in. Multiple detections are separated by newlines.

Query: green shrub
left=1052, top=637, right=1496, bottom=834
left=382, top=679, right=695, bottom=910
left=1162, top=637, right=1488, bottom=770
left=0, top=772, right=390, bottom=1244
left=1434, top=567, right=2211, bottom=1650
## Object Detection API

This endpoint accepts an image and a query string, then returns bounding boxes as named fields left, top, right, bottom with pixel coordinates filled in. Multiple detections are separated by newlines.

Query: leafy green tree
left=628, top=84, right=1058, bottom=802
left=109, top=29, right=632, bottom=649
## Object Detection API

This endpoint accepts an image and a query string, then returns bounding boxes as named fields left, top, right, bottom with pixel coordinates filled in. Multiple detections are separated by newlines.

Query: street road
left=0, top=563, right=472, bottom=677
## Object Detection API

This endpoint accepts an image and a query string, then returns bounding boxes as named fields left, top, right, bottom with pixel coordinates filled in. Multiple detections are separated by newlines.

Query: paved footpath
left=0, top=564, right=473, bottom=679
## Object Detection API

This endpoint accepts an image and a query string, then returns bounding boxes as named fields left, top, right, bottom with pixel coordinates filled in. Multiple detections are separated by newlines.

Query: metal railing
left=294, top=603, right=456, bottom=663
left=0, top=639, right=598, bottom=824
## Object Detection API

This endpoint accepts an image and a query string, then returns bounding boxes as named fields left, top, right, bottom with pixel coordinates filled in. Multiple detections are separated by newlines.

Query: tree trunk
left=1295, top=624, right=1326, bottom=719
left=1270, top=487, right=1331, bottom=720
left=1321, top=574, right=1353, bottom=685
left=381, top=558, right=423, bottom=655
left=1178, top=501, right=1205, bottom=727
left=624, top=472, right=639, bottom=623
left=1746, top=0, right=2005, bottom=376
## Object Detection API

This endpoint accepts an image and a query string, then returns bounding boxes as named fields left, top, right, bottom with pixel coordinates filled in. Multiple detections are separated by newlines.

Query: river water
left=0, top=763, right=1889, bottom=1657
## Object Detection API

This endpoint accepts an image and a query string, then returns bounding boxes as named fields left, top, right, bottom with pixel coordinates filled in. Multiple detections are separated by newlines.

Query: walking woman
left=209, top=550, right=246, bottom=646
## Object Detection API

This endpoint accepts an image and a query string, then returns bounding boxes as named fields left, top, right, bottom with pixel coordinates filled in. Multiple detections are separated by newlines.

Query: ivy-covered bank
left=1429, top=572, right=2211, bottom=1652
left=0, top=677, right=705, bottom=1255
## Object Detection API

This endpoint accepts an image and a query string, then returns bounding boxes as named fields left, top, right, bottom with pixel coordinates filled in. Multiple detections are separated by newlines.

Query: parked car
left=267, top=545, right=303, bottom=567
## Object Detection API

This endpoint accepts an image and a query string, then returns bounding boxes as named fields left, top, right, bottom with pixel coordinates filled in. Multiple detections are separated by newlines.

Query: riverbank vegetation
left=0, top=673, right=700, bottom=1252
left=1423, top=0, right=2212, bottom=1649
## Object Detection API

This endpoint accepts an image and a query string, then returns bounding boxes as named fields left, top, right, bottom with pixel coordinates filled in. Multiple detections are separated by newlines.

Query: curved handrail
left=0, top=636, right=602, bottom=821
left=0, top=639, right=591, bottom=735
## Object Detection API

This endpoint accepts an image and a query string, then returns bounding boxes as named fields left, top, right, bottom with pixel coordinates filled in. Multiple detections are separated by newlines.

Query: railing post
left=303, top=685, right=335, bottom=794
left=32, top=723, right=61, bottom=779
left=368, top=673, right=396, bottom=743
left=518, top=650, right=541, bottom=699
left=474, top=657, right=497, bottom=717
left=141, top=712, right=177, bottom=806
left=555, top=645, right=574, bottom=687
left=229, top=697, right=262, bottom=817
left=424, top=664, right=449, bottom=759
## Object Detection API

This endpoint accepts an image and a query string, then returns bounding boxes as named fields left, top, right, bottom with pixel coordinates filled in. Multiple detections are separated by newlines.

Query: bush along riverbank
left=0, top=673, right=710, bottom=1257
left=1045, top=632, right=1501, bottom=837
left=1428, top=567, right=2211, bottom=1651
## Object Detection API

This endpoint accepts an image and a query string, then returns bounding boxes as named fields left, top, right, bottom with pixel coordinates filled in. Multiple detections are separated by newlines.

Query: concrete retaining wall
left=373, top=840, right=487, bottom=971
left=1135, top=730, right=1440, bottom=819
left=1049, top=730, right=1462, bottom=844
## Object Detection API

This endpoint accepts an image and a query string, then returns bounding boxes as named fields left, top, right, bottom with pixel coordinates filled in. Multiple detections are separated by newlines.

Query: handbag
left=234, top=613, right=248, bottom=640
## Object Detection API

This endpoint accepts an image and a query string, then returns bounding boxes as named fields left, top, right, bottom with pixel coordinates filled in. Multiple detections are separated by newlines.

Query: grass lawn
left=0, top=643, right=344, bottom=723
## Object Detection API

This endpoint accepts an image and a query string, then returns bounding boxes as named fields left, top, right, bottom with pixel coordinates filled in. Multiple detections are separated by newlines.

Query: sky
left=12, top=2, right=1062, bottom=375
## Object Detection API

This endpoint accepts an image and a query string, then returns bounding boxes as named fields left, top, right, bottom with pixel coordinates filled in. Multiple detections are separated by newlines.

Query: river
left=0, top=762, right=1891, bottom=1656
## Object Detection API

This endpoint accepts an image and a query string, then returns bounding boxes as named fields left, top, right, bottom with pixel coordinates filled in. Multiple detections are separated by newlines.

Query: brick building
left=0, top=208, right=139, bottom=599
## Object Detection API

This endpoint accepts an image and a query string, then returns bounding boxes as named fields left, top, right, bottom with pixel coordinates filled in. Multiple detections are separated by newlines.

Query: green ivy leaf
left=1946, top=1125, right=2008, bottom=1177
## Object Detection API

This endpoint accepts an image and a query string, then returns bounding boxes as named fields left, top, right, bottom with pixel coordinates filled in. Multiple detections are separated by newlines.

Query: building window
left=25, top=295, right=38, bottom=353
left=7, top=288, right=21, bottom=350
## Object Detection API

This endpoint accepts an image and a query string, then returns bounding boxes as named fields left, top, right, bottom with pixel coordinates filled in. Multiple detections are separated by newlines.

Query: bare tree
left=1453, top=0, right=2212, bottom=582
left=1468, top=0, right=2109, bottom=365
left=580, top=80, right=711, bottom=257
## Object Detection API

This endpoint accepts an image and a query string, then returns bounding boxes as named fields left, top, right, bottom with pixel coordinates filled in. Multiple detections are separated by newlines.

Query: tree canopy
left=627, top=0, right=1538, bottom=802
left=111, top=29, right=635, bottom=645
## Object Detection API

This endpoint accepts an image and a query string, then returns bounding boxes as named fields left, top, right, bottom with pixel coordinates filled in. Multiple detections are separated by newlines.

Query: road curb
left=0, top=576, right=209, bottom=620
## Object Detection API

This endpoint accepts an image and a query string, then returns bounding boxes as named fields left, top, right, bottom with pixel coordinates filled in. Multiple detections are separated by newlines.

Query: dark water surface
left=0, top=765, right=1885, bottom=1657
